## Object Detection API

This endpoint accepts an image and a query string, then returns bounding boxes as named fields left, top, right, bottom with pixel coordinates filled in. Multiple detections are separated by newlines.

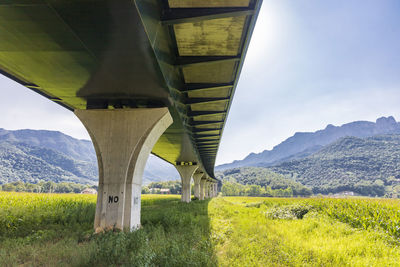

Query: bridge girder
left=0, top=0, right=262, bottom=179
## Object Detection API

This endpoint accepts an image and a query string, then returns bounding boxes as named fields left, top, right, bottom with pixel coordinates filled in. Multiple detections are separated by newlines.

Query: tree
left=142, top=186, right=150, bottom=194
left=42, top=181, right=55, bottom=193
left=2, top=183, right=16, bottom=192
left=221, top=182, right=243, bottom=196
left=246, top=185, right=262, bottom=196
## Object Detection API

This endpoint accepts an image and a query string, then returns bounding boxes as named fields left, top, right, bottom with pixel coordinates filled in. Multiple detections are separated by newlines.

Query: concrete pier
left=213, top=183, right=218, bottom=197
left=176, top=165, right=198, bottom=203
left=193, top=173, right=203, bottom=199
left=75, top=108, right=172, bottom=231
left=199, top=179, right=206, bottom=200
left=204, top=181, right=210, bottom=199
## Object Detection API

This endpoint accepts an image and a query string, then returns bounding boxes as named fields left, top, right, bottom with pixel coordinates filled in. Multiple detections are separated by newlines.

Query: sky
left=1, top=0, right=400, bottom=166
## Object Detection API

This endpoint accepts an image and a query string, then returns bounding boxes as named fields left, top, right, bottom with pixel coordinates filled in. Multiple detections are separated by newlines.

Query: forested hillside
left=270, top=135, right=400, bottom=197
left=0, top=128, right=179, bottom=185
left=0, top=141, right=97, bottom=184
left=217, top=116, right=400, bottom=170
left=216, top=167, right=312, bottom=196
left=0, top=129, right=96, bottom=163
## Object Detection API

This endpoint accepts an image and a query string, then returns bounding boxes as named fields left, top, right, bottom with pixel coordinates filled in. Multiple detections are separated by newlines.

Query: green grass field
left=1, top=192, right=400, bottom=266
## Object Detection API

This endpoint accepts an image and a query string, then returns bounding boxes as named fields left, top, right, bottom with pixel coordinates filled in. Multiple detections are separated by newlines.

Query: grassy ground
left=211, top=197, right=400, bottom=266
left=0, top=192, right=399, bottom=266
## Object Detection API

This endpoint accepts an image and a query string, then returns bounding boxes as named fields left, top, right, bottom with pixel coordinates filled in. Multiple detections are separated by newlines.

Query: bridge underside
left=0, top=0, right=261, bottom=230
left=0, top=0, right=261, bottom=178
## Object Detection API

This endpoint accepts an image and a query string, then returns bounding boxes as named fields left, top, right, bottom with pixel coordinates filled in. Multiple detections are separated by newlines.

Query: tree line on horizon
left=217, top=167, right=313, bottom=197
left=221, top=182, right=301, bottom=197
left=0, top=181, right=96, bottom=194
left=142, top=181, right=182, bottom=194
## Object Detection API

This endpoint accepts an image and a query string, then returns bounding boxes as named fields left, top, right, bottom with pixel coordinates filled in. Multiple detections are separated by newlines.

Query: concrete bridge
left=0, top=0, right=261, bottom=230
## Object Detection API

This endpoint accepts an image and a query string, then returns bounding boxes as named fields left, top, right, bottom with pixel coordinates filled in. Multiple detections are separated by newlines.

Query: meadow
left=0, top=192, right=400, bottom=266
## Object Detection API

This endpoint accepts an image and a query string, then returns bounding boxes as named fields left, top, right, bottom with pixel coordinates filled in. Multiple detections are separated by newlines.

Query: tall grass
left=226, top=196, right=400, bottom=240
left=0, top=192, right=216, bottom=266
left=319, top=198, right=400, bottom=238
left=217, top=197, right=400, bottom=266
left=1, top=193, right=400, bottom=266
left=0, top=192, right=95, bottom=240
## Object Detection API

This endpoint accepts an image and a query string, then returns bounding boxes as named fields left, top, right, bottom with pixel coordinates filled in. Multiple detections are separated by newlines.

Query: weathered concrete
left=193, top=173, right=203, bottom=199
left=211, top=182, right=215, bottom=197
left=204, top=181, right=210, bottom=199
left=75, top=108, right=172, bottom=231
left=210, top=182, right=215, bottom=197
left=199, top=178, right=206, bottom=200
left=213, top=183, right=218, bottom=197
left=176, top=165, right=198, bottom=203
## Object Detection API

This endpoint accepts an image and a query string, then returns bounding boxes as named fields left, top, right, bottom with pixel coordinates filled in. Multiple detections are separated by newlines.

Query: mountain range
left=269, top=134, right=400, bottom=196
left=216, top=116, right=400, bottom=170
left=0, top=129, right=179, bottom=185
left=2, top=115, right=400, bottom=196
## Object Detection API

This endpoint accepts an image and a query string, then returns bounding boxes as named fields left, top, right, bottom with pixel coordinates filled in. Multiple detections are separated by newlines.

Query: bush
left=265, top=204, right=312, bottom=220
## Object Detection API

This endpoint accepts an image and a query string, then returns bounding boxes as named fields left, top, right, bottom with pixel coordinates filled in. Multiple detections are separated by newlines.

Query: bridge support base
left=75, top=108, right=172, bottom=231
left=212, top=183, right=216, bottom=197
left=199, top=179, right=206, bottom=200
left=193, top=173, right=203, bottom=199
left=204, top=181, right=210, bottom=199
left=176, top=165, right=198, bottom=203
left=210, top=182, right=214, bottom=198
left=213, top=183, right=218, bottom=197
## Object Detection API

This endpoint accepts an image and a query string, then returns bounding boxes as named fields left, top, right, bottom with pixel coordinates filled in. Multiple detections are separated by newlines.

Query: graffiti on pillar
left=108, top=196, right=119, bottom=203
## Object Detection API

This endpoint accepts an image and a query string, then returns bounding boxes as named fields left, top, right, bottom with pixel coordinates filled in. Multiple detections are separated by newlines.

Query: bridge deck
left=0, top=0, right=262, bottom=178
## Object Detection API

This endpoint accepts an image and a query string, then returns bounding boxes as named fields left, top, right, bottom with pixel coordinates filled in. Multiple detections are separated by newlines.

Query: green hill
left=216, top=167, right=312, bottom=196
left=0, top=141, right=97, bottom=184
left=269, top=135, right=400, bottom=197
left=0, top=128, right=180, bottom=186
left=217, top=116, right=400, bottom=171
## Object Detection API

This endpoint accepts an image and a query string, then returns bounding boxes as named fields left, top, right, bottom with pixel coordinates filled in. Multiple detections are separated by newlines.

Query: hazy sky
left=1, top=0, right=400, bottom=166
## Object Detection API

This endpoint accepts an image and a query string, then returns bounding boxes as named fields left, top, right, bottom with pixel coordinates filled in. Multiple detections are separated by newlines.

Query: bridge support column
left=214, top=183, right=218, bottom=197
left=75, top=108, right=172, bottom=231
left=204, top=181, right=210, bottom=199
left=193, top=173, right=203, bottom=199
left=176, top=165, right=198, bottom=203
left=199, top=178, right=206, bottom=200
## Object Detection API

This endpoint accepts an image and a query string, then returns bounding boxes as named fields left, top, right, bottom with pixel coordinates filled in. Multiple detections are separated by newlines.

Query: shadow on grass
left=0, top=195, right=217, bottom=267
left=78, top=197, right=218, bottom=266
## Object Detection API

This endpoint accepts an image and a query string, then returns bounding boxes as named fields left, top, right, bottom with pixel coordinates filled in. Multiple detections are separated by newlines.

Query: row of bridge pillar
left=176, top=166, right=218, bottom=203
left=75, top=107, right=218, bottom=232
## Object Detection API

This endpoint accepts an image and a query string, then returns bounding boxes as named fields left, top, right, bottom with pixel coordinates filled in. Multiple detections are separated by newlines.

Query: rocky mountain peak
left=376, top=116, right=397, bottom=128
left=325, top=124, right=336, bottom=130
